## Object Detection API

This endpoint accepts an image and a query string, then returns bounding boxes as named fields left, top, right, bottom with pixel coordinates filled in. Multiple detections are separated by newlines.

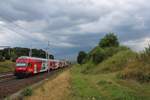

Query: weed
left=22, top=87, right=33, bottom=96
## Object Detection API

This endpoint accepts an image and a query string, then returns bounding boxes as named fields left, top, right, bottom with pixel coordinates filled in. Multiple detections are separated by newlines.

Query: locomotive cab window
left=16, top=63, right=27, bottom=67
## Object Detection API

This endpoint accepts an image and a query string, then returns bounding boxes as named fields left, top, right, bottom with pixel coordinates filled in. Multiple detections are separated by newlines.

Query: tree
left=0, top=47, right=55, bottom=62
left=3, top=48, right=11, bottom=60
left=77, top=51, right=87, bottom=64
left=49, top=54, right=54, bottom=59
left=10, top=50, right=17, bottom=62
left=0, top=55, right=5, bottom=62
left=99, top=33, right=119, bottom=48
left=91, top=47, right=105, bottom=64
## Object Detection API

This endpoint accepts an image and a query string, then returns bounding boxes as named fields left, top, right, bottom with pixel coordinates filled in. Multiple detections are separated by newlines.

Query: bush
left=87, top=46, right=130, bottom=64
left=120, top=61, right=150, bottom=83
left=144, top=44, right=150, bottom=56
left=92, top=50, right=136, bottom=74
left=11, top=56, right=17, bottom=62
left=82, top=33, right=125, bottom=64
left=101, top=46, right=130, bottom=58
left=99, top=33, right=119, bottom=48
left=118, top=44, right=150, bottom=83
left=91, top=47, right=105, bottom=64
left=22, top=87, right=33, bottom=96
left=77, top=51, right=87, bottom=64
left=137, top=44, right=150, bottom=63
left=80, top=62, right=95, bottom=74
left=0, top=55, right=5, bottom=62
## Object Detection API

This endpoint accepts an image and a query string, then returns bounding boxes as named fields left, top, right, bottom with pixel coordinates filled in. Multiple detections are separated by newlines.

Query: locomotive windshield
left=16, top=63, right=27, bottom=67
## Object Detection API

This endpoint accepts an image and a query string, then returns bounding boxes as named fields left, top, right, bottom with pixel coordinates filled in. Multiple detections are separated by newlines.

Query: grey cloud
left=0, top=0, right=150, bottom=60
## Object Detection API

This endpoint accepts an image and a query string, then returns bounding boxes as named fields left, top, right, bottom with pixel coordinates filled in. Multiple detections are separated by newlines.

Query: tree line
left=0, top=47, right=54, bottom=62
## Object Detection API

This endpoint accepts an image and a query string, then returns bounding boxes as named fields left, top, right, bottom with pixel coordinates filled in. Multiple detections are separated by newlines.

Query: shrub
left=92, top=50, right=136, bottom=74
left=120, top=61, right=150, bottom=83
left=77, top=51, right=87, bottom=64
left=0, top=55, right=5, bottom=62
left=102, top=46, right=130, bottom=58
left=118, top=44, right=150, bottom=83
left=137, top=44, right=150, bottom=63
left=11, top=57, right=17, bottom=62
left=85, top=46, right=130, bottom=65
left=91, top=48, right=105, bottom=64
left=99, top=33, right=119, bottom=48
left=80, top=62, right=95, bottom=74
left=22, top=87, right=33, bottom=96
left=144, top=44, right=150, bottom=56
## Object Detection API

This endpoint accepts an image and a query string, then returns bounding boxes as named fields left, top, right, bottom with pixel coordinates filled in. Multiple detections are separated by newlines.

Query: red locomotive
left=14, top=56, right=68, bottom=78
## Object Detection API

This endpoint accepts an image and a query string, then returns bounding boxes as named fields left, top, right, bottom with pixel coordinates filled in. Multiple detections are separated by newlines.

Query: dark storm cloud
left=0, top=0, right=150, bottom=60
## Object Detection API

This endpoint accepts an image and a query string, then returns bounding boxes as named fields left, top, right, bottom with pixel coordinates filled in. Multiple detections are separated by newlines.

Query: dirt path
left=25, top=69, right=71, bottom=100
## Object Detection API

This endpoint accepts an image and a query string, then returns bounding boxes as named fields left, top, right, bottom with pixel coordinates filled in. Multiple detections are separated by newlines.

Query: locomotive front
left=14, top=57, right=33, bottom=78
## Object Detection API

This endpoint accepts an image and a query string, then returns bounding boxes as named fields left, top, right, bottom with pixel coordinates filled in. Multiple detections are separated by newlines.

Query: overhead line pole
left=29, top=44, right=32, bottom=57
left=47, top=41, right=50, bottom=73
left=48, top=41, right=50, bottom=60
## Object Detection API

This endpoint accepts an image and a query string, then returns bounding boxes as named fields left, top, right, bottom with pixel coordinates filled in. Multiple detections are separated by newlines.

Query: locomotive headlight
left=28, top=68, right=33, bottom=72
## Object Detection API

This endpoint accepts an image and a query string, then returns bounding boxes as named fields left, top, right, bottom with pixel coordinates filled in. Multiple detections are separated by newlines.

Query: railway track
left=0, top=68, right=67, bottom=99
left=0, top=73, right=13, bottom=78
left=0, top=72, right=15, bottom=83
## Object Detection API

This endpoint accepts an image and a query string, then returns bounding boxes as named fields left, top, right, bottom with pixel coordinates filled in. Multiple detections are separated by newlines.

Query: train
left=14, top=56, right=69, bottom=78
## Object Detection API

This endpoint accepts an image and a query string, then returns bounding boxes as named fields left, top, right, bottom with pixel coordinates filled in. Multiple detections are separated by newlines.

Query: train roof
left=18, top=56, right=60, bottom=62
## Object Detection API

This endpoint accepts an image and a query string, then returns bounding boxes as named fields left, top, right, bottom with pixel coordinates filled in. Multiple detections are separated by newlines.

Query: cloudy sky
left=0, top=0, right=150, bottom=60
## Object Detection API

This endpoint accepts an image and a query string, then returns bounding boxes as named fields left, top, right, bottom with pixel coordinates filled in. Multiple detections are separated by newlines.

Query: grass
left=25, top=69, right=71, bottom=100
left=70, top=65, right=150, bottom=100
left=23, top=62, right=150, bottom=100
left=0, top=60, right=15, bottom=73
left=24, top=47, right=150, bottom=100
left=118, top=47, right=150, bottom=82
left=70, top=72, right=101, bottom=100
left=69, top=48, right=150, bottom=100
left=92, top=50, right=137, bottom=74
left=120, top=60, right=150, bottom=82
left=78, top=50, right=136, bottom=74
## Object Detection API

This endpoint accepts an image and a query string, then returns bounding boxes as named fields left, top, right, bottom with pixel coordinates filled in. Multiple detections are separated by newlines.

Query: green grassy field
left=70, top=65, right=150, bottom=100
left=69, top=49, right=150, bottom=100
left=0, top=60, right=15, bottom=73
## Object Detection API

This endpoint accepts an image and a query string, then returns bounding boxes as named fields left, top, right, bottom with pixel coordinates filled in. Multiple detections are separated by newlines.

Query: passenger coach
left=14, top=56, right=68, bottom=78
